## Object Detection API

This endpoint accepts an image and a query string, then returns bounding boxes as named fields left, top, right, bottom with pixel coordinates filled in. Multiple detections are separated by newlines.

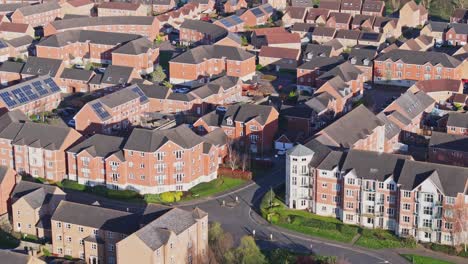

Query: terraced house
left=169, top=45, right=255, bottom=86
left=374, top=49, right=463, bottom=86
left=0, top=111, right=82, bottom=182
left=98, top=2, right=147, bottom=17
left=286, top=140, right=468, bottom=246
left=179, top=19, right=228, bottom=46
left=11, top=2, right=61, bottom=28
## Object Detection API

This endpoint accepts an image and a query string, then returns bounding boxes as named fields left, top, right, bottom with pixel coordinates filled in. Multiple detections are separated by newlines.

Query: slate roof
left=318, top=61, right=362, bottom=82
left=311, top=26, right=336, bottom=37
left=39, top=30, right=141, bottom=47
left=222, top=104, right=275, bottom=126
left=191, top=75, right=239, bottom=99
left=21, top=57, right=62, bottom=77
left=171, top=45, right=254, bottom=64
left=291, top=0, right=314, bottom=8
left=10, top=180, right=61, bottom=204
left=136, top=83, right=170, bottom=99
left=0, top=166, right=11, bottom=183
left=429, top=131, right=468, bottom=153
left=67, top=134, right=125, bottom=158
left=112, top=37, right=155, bottom=55
left=0, top=3, right=28, bottom=13
left=5, top=35, right=34, bottom=48
left=426, top=21, right=449, bottom=33
left=446, top=112, right=468, bottom=128
left=450, top=23, right=468, bottom=35
left=335, top=29, right=360, bottom=40
left=348, top=48, right=376, bottom=66
left=124, top=125, right=205, bottom=152
left=99, top=2, right=141, bottom=10
left=384, top=90, right=434, bottom=121
left=0, top=250, right=32, bottom=264
left=101, top=65, right=134, bottom=85
left=181, top=19, right=227, bottom=40
left=60, top=68, right=94, bottom=81
left=362, top=0, right=384, bottom=13
left=0, top=22, right=30, bottom=33
left=285, top=6, right=307, bottom=19
left=329, top=12, right=352, bottom=24
left=12, top=122, right=74, bottom=150
left=305, top=92, right=334, bottom=113
left=17, top=2, right=60, bottom=16
left=452, top=8, right=468, bottom=20
left=304, top=44, right=333, bottom=58
left=299, top=56, right=344, bottom=70
left=52, top=201, right=140, bottom=234
left=341, top=0, right=363, bottom=11
left=0, top=110, right=28, bottom=141
left=320, top=0, right=341, bottom=10
left=414, top=79, right=462, bottom=93
left=291, top=22, right=315, bottom=33
left=49, top=16, right=156, bottom=30
left=316, top=105, right=384, bottom=148
left=0, top=61, right=24, bottom=73
left=375, top=49, right=461, bottom=67
left=287, top=144, right=315, bottom=157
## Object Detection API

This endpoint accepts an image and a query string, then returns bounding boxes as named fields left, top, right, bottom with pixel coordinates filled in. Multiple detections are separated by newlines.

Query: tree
left=233, top=236, right=267, bottom=264
left=240, top=36, right=248, bottom=46
left=240, top=146, right=250, bottom=172
left=444, top=201, right=468, bottom=252
left=150, top=65, right=167, bottom=83
left=390, top=0, right=401, bottom=11
left=226, top=138, right=239, bottom=171
left=208, top=222, right=234, bottom=263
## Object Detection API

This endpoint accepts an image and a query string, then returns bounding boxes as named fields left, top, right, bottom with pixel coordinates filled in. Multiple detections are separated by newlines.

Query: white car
left=174, top=88, right=190, bottom=93
left=74, top=64, right=85, bottom=69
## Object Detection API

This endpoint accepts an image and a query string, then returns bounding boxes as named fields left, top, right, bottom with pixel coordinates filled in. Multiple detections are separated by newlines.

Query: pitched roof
left=375, top=49, right=461, bottom=67
left=124, top=125, right=205, bottom=152
left=426, top=21, right=449, bottom=33
left=429, top=131, right=468, bottom=153
left=340, top=0, right=363, bottom=11
left=265, top=32, right=301, bottom=44
left=318, top=61, right=363, bottom=83
left=99, top=2, right=141, bottom=10
left=49, top=16, right=156, bottom=30
left=259, top=46, right=300, bottom=60
left=67, top=134, right=125, bottom=158
left=5, top=35, right=34, bottom=48
left=171, top=45, right=254, bottom=64
left=136, top=83, right=170, bottom=99
left=446, top=112, right=468, bottom=128
left=316, top=105, right=384, bottom=148
left=348, top=48, right=376, bottom=66
left=0, top=61, right=24, bottom=73
left=335, top=29, right=360, bottom=40
left=222, top=104, right=275, bottom=126
left=17, top=2, right=61, bottom=16
left=101, top=65, right=135, bottom=85
left=11, top=180, right=62, bottom=203
left=112, top=37, right=155, bottom=55
left=0, top=22, right=30, bottom=33
left=0, top=250, right=33, bottom=264
left=311, top=26, right=336, bottom=37
left=21, top=57, right=63, bottom=77
left=66, top=0, right=94, bottom=7
left=384, top=90, right=434, bottom=121
left=52, top=201, right=140, bottom=234
left=12, top=122, right=75, bottom=150
left=284, top=6, right=307, bottom=19
left=304, top=43, right=333, bottom=58
left=0, top=166, right=12, bottom=184
left=0, top=3, right=28, bottom=13
left=180, top=19, right=227, bottom=40
left=414, top=79, right=462, bottom=93
left=38, top=30, right=142, bottom=47
left=299, top=56, right=344, bottom=70
left=450, top=23, right=468, bottom=35
left=320, top=0, right=341, bottom=10
left=362, top=0, right=384, bottom=13
left=452, top=8, right=468, bottom=20
left=328, top=12, right=352, bottom=24
left=60, top=68, right=94, bottom=81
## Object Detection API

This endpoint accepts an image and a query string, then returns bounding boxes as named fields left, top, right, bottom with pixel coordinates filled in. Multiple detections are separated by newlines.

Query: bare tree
left=390, top=0, right=401, bottom=11
left=421, top=0, right=433, bottom=9
left=445, top=201, right=468, bottom=252
left=240, top=146, right=250, bottom=172
left=226, top=138, right=239, bottom=171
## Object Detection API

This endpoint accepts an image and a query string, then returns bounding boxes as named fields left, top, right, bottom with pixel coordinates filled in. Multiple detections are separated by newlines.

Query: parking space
left=362, top=83, right=409, bottom=113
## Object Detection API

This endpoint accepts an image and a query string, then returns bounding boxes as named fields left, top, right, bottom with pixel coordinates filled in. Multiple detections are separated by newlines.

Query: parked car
left=173, top=87, right=190, bottom=94
left=74, top=64, right=85, bottom=69
left=67, top=119, right=76, bottom=127
left=96, top=67, right=106, bottom=73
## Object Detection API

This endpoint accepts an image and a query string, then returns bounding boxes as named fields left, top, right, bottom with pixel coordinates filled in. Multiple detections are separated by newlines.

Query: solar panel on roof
left=0, top=41, right=8, bottom=49
left=251, top=7, right=264, bottom=17
left=261, top=5, right=273, bottom=14
left=44, top=78, right=61, bottom=92
left=0, top=92, right=16, bottom=108
left=12, top=89, right=28, bottom=104
left=92, top=102, right=110, bottom=119
left=131, top=87, right=149, bottom=103
left=220, top=19, right=233, bottom=27
left=32, top=81, right=48, bottom=96
left=231, top=15, right=243, bottom=24
left=22, top=85, right=39, bottom=100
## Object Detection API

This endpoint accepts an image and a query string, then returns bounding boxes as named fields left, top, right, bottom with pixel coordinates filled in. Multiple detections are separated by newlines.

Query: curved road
left=180, top=163, right=404, bottom=264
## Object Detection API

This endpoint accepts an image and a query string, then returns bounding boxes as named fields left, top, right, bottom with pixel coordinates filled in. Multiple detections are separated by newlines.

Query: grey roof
left=135, top=208, right=205, bottom=250
left=17, top=2, right=60, bottom=16
left=429, top=131, right=468, bottom=152
left=203, top=127, right=227, bottom=146
left=291, top=23, right=315, bottom=33
left=287, top=144, right=315, bottom=157
left=318, top=61, right=362, bottom=83
left=181, top=19, right=227, bottom=40
left=0, top=110, right=27, bottom=141
left=100, top=86, right=143, bottom=108
left=316, top=105, right=384, bottom=148
left=299, top=56, right=344, bottom=70
left=136, top=83, right=170, bottom=99
left=376, top=112, right=402, bottom=140
left=450, top=23, right=468, bottom=35
left=302, top=139, right=334, bottom=167
left=311, top=26, right=336, bottom=37
left=329, top=12, right=352, bottom=24
left=280, top=104, right=315, bottom=119
left=0, top=166, right=11, bottom=183
left=304, top=44, right=333, bottom=58
left=375, top=49, right=461, bottom=68
left=60, top=68, right=94, bottom=81
left=0, top=250, right=32, bottom=264
left=0, top=61, right=24, bottom=73
left=219, top=104, right=275, bottom=126
left=12, top=122, right=75, bottom=150
left=5, top=35, right=34, bottom=48
left=101, top=65, right=134, bottom=85
left=171, top=45, right=255, bottom=64
left=11, top=180, right=61, bottom=203
left=291, top=0, right=314, bottom=8
left=385, top=90, right=434, bottom=121
left=67, top=134, right=125, bottom=157
left=305, top=92, right=334, bottom=113
left=335, top=29, right=360, bottom=40
left=21, top=187, right=49, bottom=209
left=167, top=92, right=196, bottom=102
left=49, top=16, right=156, bottom=30
left=112, top=37, right=155, bottom=55
left=21, top=57, right=63, bottom=77
left=447, top=112, right=468, bottom=128
left=348, top=48, right=376, bottom=66
left=124, top=125, right=205, bottom=152
left=426, top=21, right=449, bottom=32
left=0, top=75, right=62, bottom=110
left=52, top=201, right=140, bottom=234
left=191, top=75, right=239, bottom=99
left=0, top=3, right=28, bottom=13
left=38, top=30, right=142, bottom=47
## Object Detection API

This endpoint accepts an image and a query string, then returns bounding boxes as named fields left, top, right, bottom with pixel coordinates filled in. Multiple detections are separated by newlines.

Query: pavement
left=62, top=160, right=467, bottom=264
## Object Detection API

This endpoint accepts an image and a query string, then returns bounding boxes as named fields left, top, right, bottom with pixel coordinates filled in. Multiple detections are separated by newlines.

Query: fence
left=218, top=167, right=252, bottom=180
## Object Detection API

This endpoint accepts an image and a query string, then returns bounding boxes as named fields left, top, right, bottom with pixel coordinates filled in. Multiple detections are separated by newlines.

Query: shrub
left=174, top=191, right=183, bottom=202
left=107, top=189, right=140, bottom=200
left=60, top=180, right=86, bottom=191
left=144, top=194, right=162, bottom=204
left=42, top=247, right=51, bottom=257
left=458, top=250, right=468, bottom=258
left=89, top=185, right=108, bottom=196
left=429, top=243, right=457, bottom=255
left=159, top=192, right=182, bottom=203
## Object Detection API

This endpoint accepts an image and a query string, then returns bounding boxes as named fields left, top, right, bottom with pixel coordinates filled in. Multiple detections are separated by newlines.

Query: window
left=108, top=244, right=114, bottom=252
left=423, top=207, right=433, bottom=215
left=249, top=125, right=258, bottom=131
left=321, top=194, right=327, bottom=200
left=387, top=208, right=395, bottom=216
left=347, top=178, right=355, bottom=185
left=66, top=236, right=71, bottom=243
left=140, top=152, right=145, bottom=157
left=346, top=190, right=354, bottom=197
left=56, top=222, right=62, bottom=228
left=387, top=183, right=395, bottom=191
left=65, top=223, right=71, bottom=229
left=444, top=234, right=452, bottom=242
left=403, top=203, right=410, bottom=210
left=346, top=214, right=354, bottom=221
left=140, top=163, right=145, bottom=169
left=387, top=195, right=396, bottom=204
left=445, top=197, right=455, bottom=205
left=57, top=235, right=62, bottom=241
left=80, top=239, right=84, bottom=245
left=424, top=194, right=433, bottom=202
left=423, top=219, right=432, bottom=228
left=175, top=150, right=183, bottom=159
left=92, top=243, right=97, bottom=250
left=444, top=209, right=453, bottom=218
left=292, top=165, right=297, bottom=174
left=403, top=191, right=411, bottom=198
left=57, top=248, right=63, bottom=255
left=155, top=152, right=165, bottom=161
left=378, top=182, right=384, bottom=189
left=78, top=227, right=84, bottom=233
left=367, top=205, right=374, bottom=214
left=445, top=222, right=453, bottom=230
left=292, top=177, right=297, bottom=185
left=346, top=202, right=353, bottom=209
left=250, top=134, right=259, bottom=142
left=401, top=228, right=409, bottom=236
left=367, top=193, right=375, bottom=201
left=403, top=216, right=410, bottom=223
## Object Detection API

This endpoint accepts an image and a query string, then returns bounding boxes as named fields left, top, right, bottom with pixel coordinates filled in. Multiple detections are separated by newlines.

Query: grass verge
left=400, top=254, right=454, bottom=264
left=355, top=228, right=416, bottom=249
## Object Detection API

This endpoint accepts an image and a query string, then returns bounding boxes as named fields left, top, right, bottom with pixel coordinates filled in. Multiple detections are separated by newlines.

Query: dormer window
left=363, top=59, right=370, bottom=66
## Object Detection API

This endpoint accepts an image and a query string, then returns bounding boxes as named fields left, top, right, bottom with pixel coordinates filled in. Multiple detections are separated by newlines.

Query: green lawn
left=401, top=254, right=454, bottom=264
left=355, top=228, right=416, bottom=249
left=181, top=177, right=246, bottom=201
left=0, top=230, right=20, bottom=249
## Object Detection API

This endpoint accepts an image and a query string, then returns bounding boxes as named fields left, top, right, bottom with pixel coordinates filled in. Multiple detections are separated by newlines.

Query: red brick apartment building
left=98, top=2, right=147, bottom=17
left=68, top=125, right=221, bottom=193
left=315, top=105, right=386, bottom=152
left=61, top=0, right=95, bottom=17
left=194, top=104, right=279, bottom=153
left=240, top=3, right=274, bottom=27
left=51, top=201, right=208, bottom=264
left=374, top=49, right=463, bottom=87
left=0, top=111, right=82, bottom=182
left=112, top=37, right=159, bottom=74
left=286, top=141, right=468, bottom=246
left=446, top=112, right=467, bottom=135
left=0, top=75, right=62, bottom=116
left=74, top=85, right=149, bottom=135
left=169, top=45, right=255, bottom=86
left=297, top=56, right=345, bottom=91
left=11, top=2, right=61, bottom=28
left=152, top=0, right=177, bottom=14
left=0, top=22, right=34, bottom=40
left=44, top=16, right=160, bottom=40
left=179, top=19, right=228, bottom=46
left=429, top=131, right=468, bottom=167
left=0, top=165, right=15, bottom=215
